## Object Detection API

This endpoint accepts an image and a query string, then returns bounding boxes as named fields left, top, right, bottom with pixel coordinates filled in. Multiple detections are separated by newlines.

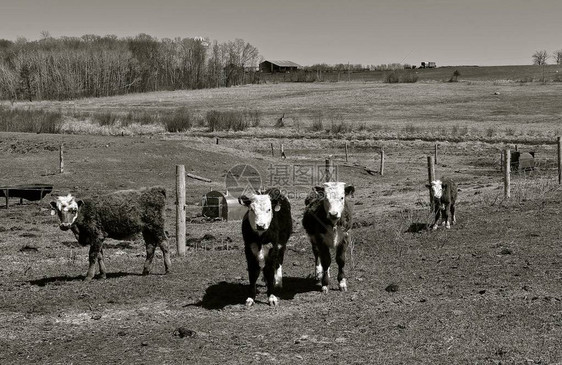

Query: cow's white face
left=241, top=194, right=273, bottom=233
left=429, top=180, right=443, bottom=199
left=50, top=194, right=81, bottom=231
left=322, top=182, right=347, bottom=221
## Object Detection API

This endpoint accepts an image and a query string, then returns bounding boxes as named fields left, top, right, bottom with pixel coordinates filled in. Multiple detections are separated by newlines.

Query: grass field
left=1, top=67, right=562, bottom=363
left=4, top=67, right=562, bottom=144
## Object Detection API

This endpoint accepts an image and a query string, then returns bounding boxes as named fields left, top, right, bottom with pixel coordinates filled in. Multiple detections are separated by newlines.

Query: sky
left=1, top=0, right=561, bottom=67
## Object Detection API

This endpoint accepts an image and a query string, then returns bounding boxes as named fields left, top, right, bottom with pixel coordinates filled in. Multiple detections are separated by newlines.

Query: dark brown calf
left=50, top=187, right=171, bottom=281
left=426, top=178, right=457, bottom=229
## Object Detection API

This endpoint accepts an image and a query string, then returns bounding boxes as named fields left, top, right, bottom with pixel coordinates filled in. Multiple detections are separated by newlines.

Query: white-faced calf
left=239, top=188, right=292, bottom=306
left=50, top=187, right=171, bottom=281
left=426, top=178, right=458, bottom=229
left=302, top=182, right=354, bottom=293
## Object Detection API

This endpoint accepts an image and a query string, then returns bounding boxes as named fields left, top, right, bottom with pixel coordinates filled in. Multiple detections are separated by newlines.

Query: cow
left=50, top=187, right=171, bottom=281
left=426, top=177, right=458, bottom=230
left=302, top=182, right=354, bottom=293
left=239, top=188, right=292, bottom=307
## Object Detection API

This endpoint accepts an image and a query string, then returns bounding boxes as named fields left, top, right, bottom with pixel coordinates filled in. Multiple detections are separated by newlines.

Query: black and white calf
left=50, top=187, right=172, bottom=281
left=239, top=188, right=292, bottom=307
left=426, top=177, right=458, bottom=229
left=302, top=182, right=354, bottom=293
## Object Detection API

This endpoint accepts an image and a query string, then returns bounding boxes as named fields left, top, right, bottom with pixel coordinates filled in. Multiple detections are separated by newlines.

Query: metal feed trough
left=0, top=184, right=53, bottom=209
left=201, top=190, right=248, bottom=221
left=511, top=151, right=535, bottom=172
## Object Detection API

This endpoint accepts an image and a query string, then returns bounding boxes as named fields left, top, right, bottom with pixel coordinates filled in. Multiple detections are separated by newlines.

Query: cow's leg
left=451, top=203, right=456, bottom=225
left=441, top=204, right=450, bottom=228
left=336, top=233, right=350, bottom=291
left=318, top=244, right=332, bottom=293
left=159, top=239, right=172, bottom=274
left=98, top=247, right=107, bottom=279
left=142, top=242, right=156, bottom=275
left=431, top=206, right=441, bottom=230
left=274, top=243, right=286, bottom=289
left=142, top=230, right=161, bottom=275
left=263, top=246, right=279, bottom=306
left=86, top=240, right=102, bottom=281
left=310, top=236, right=322, bottom=281
left=245, top=243, right=261, bottom=307
left=443, top=203, right=452, bottom=228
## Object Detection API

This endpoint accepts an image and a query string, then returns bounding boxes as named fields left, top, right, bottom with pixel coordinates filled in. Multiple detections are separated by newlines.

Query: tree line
left=532, top=49, right=562, bottom=65
left=0, top=34, right=260, bottom=101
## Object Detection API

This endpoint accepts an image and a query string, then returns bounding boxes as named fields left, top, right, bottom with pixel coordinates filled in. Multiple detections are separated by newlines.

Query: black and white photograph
left=1, top=0, right=561, bottom=363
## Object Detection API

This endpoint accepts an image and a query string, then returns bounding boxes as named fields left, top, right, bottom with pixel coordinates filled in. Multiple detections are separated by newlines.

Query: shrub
left=330, top=120, right=350, bottom=134
left=206, top=110, right=249, bottom=132
left=449, top=69, right=460, bottom=82
left=310, top=116, right=324, bottom=132
left=0, top=107, right=63, bottom=133
left=163, top=107, right=192, bottom=132
left=246, top=109, right=262, bottom=127
left=384, top=70, right=418, bottom=83
left=384, top=72, right=400, bottom=84
left=92, top=112, right=119, bottom=126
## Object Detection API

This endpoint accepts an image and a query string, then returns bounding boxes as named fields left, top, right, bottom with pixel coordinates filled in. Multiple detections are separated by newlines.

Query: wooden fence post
left=281, top=144, right=286, bottom=159
left=216, top=137, right=219, bottom=145
left=558, top=136, right=561, bottom=184
left=271, top=143, right=274, bottom=157
left=557, top=136, right=562, bottom=184
left=504, top=149, right=511, bottom=198
left=59, top=144, right=64, bottom=174
left=380, top=149, right=385, bottom=176
left=345, top=141, right=349, bottom=162
left=434, top=143, right=438, bottom=165
left=325, top=156, right=334, bottom=182
left=427, top=156, right=435, bottom=210
left=176, top=165, right=186, bottom=256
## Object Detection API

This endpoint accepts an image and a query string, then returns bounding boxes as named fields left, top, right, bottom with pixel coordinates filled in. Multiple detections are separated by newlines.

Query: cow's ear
left=238, top=195, right=251, bottom=207
left=49, top=201, right=58, bottom=215
left=313, top=186, right=324, bottom=193
left=442, top=182, right=448, bottom=189
left=425, top=184, right=431, bottom=189
left=345, top=186, right=355, bottom=197
left=76, top=199, right=84, bottom=208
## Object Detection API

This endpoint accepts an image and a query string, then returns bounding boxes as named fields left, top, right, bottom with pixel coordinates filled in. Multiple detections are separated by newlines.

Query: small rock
left=478, top=290, right=486, bottom=295
left=500, top=248, right=512, bottom=255
left=91, top=314, right=102, bottom=320
left=385, top=283, right=399, bottom=293
left=175, top=327, right=196, bottom=338
left=141, top=341, right=148, bottom=347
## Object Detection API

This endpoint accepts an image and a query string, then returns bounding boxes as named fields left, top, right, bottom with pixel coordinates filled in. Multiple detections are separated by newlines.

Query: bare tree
left=532, top=50, right=548, bottom=65
left=553, top=49, right=562, bottom=65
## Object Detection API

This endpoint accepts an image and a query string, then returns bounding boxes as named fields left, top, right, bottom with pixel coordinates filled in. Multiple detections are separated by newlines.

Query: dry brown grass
left=3, top=81, right=562, bottom=142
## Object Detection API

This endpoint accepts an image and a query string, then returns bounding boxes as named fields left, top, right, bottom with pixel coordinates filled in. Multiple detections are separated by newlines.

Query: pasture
left=1, top=79, right=562, bottom=363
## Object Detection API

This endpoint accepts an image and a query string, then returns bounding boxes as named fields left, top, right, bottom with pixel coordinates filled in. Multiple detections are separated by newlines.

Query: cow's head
left=426, top=180, right=443, bottom=199
left=50, top=194, right=82, bottom=231
left=239, top=192, right=281, bottom=234
left=314, top=182, right=354, bottom=223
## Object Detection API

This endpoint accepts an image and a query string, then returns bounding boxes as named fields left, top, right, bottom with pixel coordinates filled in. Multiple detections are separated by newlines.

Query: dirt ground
left=1, top=132, right=561, bottom=364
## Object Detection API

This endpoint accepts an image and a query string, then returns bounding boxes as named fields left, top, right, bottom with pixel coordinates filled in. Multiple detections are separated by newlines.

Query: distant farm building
left=260, top=60, right=301, bottom=73
left=420, top=62, right=437, bottom=69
